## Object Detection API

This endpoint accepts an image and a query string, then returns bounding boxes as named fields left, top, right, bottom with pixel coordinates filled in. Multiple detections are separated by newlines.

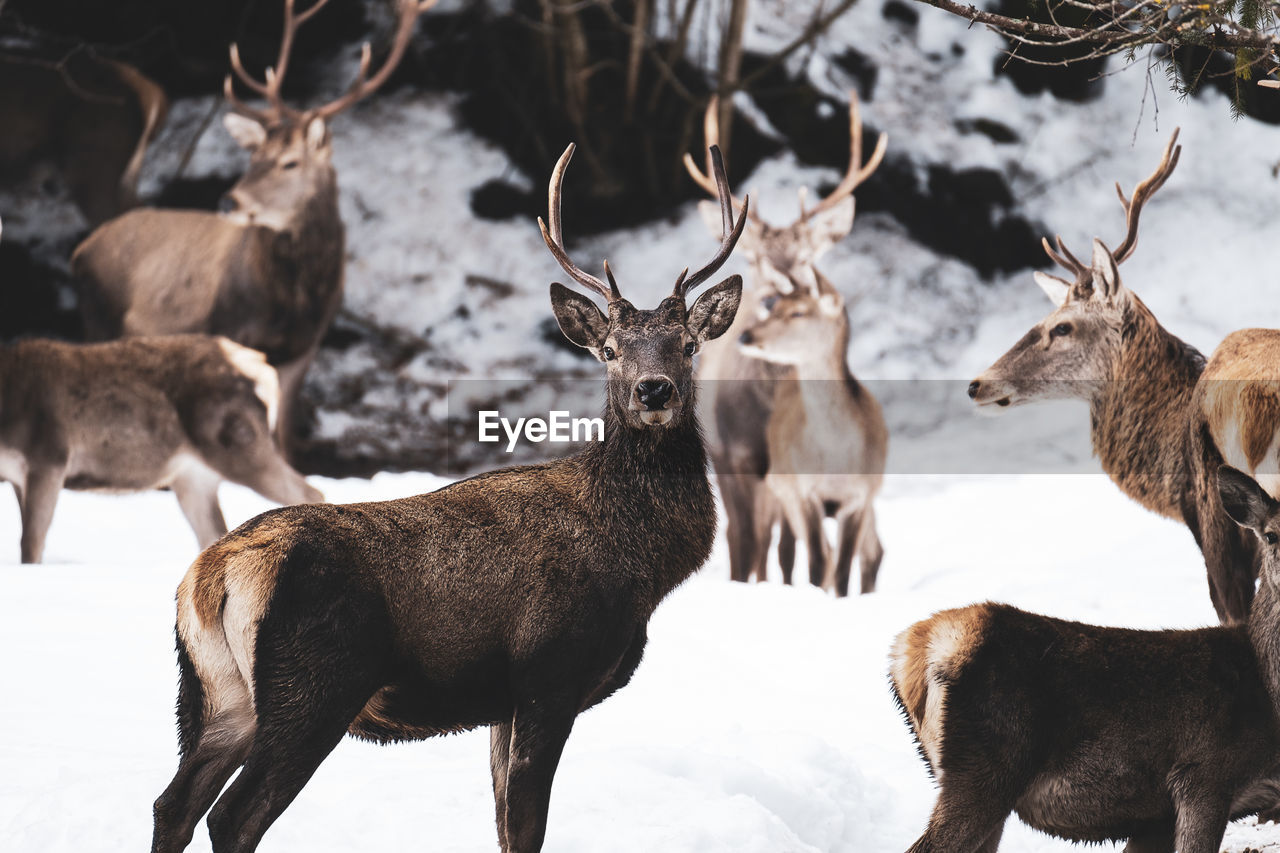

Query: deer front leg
left=502, top=702, right=575, bottom=853
left=490, top=720, right=513, bottom=850
left=20, top=464, right=65, bottom=564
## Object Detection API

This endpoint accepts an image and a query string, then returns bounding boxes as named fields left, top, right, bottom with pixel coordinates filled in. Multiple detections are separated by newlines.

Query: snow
left=3, top=469, right=1279, bottom=852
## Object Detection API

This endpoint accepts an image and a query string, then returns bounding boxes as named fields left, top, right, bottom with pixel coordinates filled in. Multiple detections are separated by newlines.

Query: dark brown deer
left=892, top=465, right=1280, bottom=853
left=149, top=144, right=747, bottom=853
left=969, top=130, right=1280, bottom=624
left=0, top=53, right=168, bottom=224
left=70, top=0, right=434, bottom=452
left=0, top=334, right=322, bottom=563
left=737, top=265, right=887, bottom=595
left=684, top=91, right=885, bottom=586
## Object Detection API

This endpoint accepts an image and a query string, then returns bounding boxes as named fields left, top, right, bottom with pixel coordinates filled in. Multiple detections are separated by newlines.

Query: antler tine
left=223, top=72, right=276, bottom=124
left=805, top=90, right=888, bottom=221
left=1111, top=128, right=1181, bottom=263
left=312, top=0, right=437, bottom=120
left=678, top=145, right=749, bottom=298
left=681, top=95, right=757, bottom=220
left=538, top=143, right=615, bottom=302
left=1041, top=236, right=1088, bottom=280
left=225, top=0, right=334, bottom=124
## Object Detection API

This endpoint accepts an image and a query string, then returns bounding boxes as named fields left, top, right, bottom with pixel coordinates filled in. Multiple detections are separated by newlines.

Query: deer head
left=737, top=266, right=847, bottom=367
left=969, top=130, right=1182, bottom=411
left=218, top=0, right=434, bottom=229
left=542, top=144, right=747, bottom=429
left=684, top=91, right=886, bottom=294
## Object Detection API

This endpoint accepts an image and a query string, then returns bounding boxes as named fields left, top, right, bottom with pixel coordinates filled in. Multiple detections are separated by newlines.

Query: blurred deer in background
left=0, top=53, right=167, bottom=224
left=970, top=130, right=1280, bottom=625
left=738, top=267, right=887, bottom=595
left=0, top=334, right=323, bottom=563
left=71, top=0, right=435, bottom=454
left=685, top=90, right=886, bottom=589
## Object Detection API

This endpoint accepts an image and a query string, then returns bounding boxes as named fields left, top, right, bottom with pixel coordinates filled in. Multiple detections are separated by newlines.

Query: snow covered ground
left=4, top=469, right=1280, bottom=852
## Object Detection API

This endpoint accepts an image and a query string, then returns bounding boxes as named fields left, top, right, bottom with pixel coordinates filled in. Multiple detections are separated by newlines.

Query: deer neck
left=1249, top=577, right=1280, bottom=711
left=578, top=393, right=715, bottom=604
left=1089, top=295, right=1206, bottom=520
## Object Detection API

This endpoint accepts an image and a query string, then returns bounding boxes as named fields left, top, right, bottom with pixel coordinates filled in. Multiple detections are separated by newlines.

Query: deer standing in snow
left=684, top=91, right=886, bottom=588
left=149, top=144, right=747, bottom=853
left=738, top=266, right=887, bottom=594
left=0, top=335, right=322, bottom=563
left=970, top=130, right=1280, bottom=624
left=892, top=465, right=1280, bottom=853
left=71, top=0, right=435, bottom=453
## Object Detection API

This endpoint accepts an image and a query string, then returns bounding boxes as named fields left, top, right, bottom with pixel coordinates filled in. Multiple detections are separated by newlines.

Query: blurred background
left=1, top=0, right=1277, bottom=477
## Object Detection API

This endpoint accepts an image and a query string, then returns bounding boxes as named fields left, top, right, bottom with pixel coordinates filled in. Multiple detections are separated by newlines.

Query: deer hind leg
left=20, top=463, right=65, bottom=564
left=204, top=586, right=387, bottom=853
left=500, top=701, right=576, bottom=853
left=172, top=463, right=228, bottom=549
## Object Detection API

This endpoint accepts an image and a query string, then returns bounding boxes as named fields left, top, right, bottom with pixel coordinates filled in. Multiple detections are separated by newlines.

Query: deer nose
left=217, top=195, right=238, bottom=214
left=738, top=330, right=754, bottom=345
left=636, top=378, right=675, bottom=410
left=968, top=380, right=981, bottom=399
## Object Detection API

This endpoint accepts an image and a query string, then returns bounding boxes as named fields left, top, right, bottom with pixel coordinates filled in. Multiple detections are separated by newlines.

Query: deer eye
left=281, top=160, right=300, bottom=170
left=684, top=342, right=696, bottom=357
left=762, top=295, right=778, bottom=310
left=602, top=346, right=616, bottom=361
left=1266, top=532, right=1278, bottom=546
left=1050, top=323, right=1072, bottom=339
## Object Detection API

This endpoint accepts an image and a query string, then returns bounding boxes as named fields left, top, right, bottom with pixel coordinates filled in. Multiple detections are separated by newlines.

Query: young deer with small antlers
left=72, top=0, right=434, bottom=453
left=0, top=334, right=322, bottom=563
left=738, top=266, right=887, bottom=595
left=969, top=130, right=1280, bottom=624
left=892, top=465, right=1280, bottom=853
left=684, top=91, right=886, bottom=588
left=149, top=145, right=747, bottom=853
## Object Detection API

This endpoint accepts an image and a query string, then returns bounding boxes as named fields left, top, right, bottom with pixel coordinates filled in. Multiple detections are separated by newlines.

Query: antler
left=675, top=145, right=749, bottom=299
left=1041, top=128, right=1182, bottom=283
left=538, top=143, right=621, bottom=303
left=225, top=0, right=333, bottom=124
left=801, top=90, right=887, bottom=221
left=1111, top=128, right=1181, bottom=263
left=312, top=0, right=437, bottom=120
left=682, top=97, right=756, bottom=220
left=224, top=0, right=435, bottom=125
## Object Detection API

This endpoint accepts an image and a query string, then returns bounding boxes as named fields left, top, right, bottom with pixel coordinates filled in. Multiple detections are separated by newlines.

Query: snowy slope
left=3, top=471, right=1278, bottom=852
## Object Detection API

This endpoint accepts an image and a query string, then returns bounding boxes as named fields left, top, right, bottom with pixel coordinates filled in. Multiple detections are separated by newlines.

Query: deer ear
left=1034, top=271, right=1070, bottom=307
left=549, top=283, right=609, bottom=353
left=305, top=116, right=330, bottom=152
left=1090, top=238, right=1121, bottom=300
left=688, top=275, right=742, bottom=343
left=223, top=113, right=267, bottom=150
left=803, top=196, right=855, bottom=258
left=1218, top=465, right=1275, bottom=532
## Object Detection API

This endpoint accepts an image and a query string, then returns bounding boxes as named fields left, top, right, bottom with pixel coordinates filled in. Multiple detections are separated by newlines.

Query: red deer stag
left=738, top=265, right=887, bottom=595
left=71, top=0, right=434, bottom=452
left=0, top=334, right=322, bottom=563
left=969, top=130, right=1280, bottom=625
left=892, top=465, right=1280, bottom=853
left=148, top=144, right=747, bottom=853
left=0, top=52, right=167, bottom=224
left=684, top=91, right=886, bottom=587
